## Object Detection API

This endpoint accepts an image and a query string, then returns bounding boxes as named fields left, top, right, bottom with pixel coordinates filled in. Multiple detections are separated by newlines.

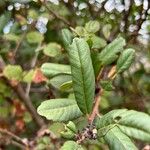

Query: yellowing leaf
left=85, top=21, right=100, bottom=33
left=3, top=65, right=23, bottom=81
left=26, top=31, right=44, bottom=44
left=43, top=43, right=61, bottom=57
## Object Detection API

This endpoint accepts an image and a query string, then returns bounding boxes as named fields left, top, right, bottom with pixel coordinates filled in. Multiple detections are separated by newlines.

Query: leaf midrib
left=39, top=103, right=79, bottom=111
left=109, top=128, right=133, bottom=150
left=75, top=40, right=89, bottom=114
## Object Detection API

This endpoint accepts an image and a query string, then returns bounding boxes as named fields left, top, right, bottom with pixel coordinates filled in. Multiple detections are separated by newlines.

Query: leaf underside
left=68, top=38, right=95, bottom=114
left=41, top=63, right=71, bottom=77
left=37, top=99, right=82, bottom=122
left=104, top=126, right=138, bottom=150
left=96, top=109, right=150, bottom=144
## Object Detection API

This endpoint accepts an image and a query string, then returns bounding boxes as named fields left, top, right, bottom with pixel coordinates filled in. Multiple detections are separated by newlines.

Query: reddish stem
left=88, top=89, right=103, bottom=124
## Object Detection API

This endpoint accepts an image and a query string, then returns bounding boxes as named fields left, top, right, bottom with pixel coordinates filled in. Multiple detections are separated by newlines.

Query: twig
left=14, top=31, right=27, bottom=56
left=25, top=44, right=41, bottom=96
left=41, top=0, right=71, bottom=26
left=0, top=128, right=27, bottom=148
left=11, top=140, right=26, bottom=150
left=96, top=67, right=104, bottom=82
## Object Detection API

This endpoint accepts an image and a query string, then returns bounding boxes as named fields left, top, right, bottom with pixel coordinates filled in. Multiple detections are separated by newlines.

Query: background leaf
left=97, top=37, right=126, bottom=66
left=91, top=35, right=106, bottom=49
left=61, top=28, right=73, bottom=48
left=0, top=12, right=11, bottom=33
left=43, top=43, right=62, bottom=57
left=41, top=63, right=71, bottom=78
left=100, top=80, right=114, bottom=91
left=116, top=48, right=135, bottom=73
left=49, top=74, right=72, bottom=91
left=22, top=70, right=35, bottom=83
left=3, top=34, right=20, bottom=42
left=26, top=31, right=44, bottom=44
left=93, top=37, right=126, bottom=76
left=85, top=21, right=100, bottom=33
left=74, top=26, right=87, bottom=37
left=3, top=65, right=23, bottom=81
left=60, top=141, right=84, bottom=150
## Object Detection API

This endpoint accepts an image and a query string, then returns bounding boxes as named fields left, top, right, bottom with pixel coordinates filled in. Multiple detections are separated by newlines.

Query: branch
left=123, top=0, right=134, bottom=33
left=14, top=32, right=27, bottom=56
left=11, top=140, right=26, bottom=150
left=0, top=128, right=28, bottom=149
left=88, top=89, right=103, bottom=124
left=0, top=56, right=46, bottom=127
left=12, top=84, right=46, bottom=127
left=25, top=44, right=41, bottom=96
left=88, top=66, right=117, bottom=124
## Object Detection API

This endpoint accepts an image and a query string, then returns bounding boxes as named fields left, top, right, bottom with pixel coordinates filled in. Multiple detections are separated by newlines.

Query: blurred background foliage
left=0, top=0, right=150, bottom=149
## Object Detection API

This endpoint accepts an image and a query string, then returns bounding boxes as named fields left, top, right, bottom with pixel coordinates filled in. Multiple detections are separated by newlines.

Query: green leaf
left=103, top=126, right=137, bottom=150
left=61, top=121, right=77, bottom=139
left=3, top=34, right=20, bottom=42
left=97, top=37, right=126, bottom=66
left=93, top=37, right=126, bottom=76
left=118, top=110, right=150, bottom=134
left=74, top=26, right=87, bottom=37
left=91, top=35, right=107, bottom=49
left=96, top=109, right=127, bottom=129
left=85, top=21, right=100, bottom=33
left=26, top=31, right=44, bottom=44
left=60, top=141, right=84, bottom=150
left=0, top=80, right=11, bottom=97
left=118, top=125, right=150, bottom=142
left=61, top=130, right=75, bottom=139
left=61, top=28, right=73, bottom=48
left=97, top=124, right=116, bottom=138
left=116, top=48, right=135, bottom=73
left=60, top=80, right=73, bottom=91
left=100, top=80, right=114, bottom=91
left=37, top=99, right=82, bottom=122
left=23, top=70, right=35, bottom=83
left=3, top=65, right=23, bottom=81
left=49, top=74, right=72, bottom=91
left=0, top=12, right=11, bottom=33
left=28, top=9, right=38, bottom=20
left=68, top=38, right=95, bottom=114
left=66, top=121, right=77, bottom=133
left=96, top=109, right=150, bottom=142
left=41, top=63, right=71, bottom=77
left=102, top=24, right=112, bottom=39
left=43, top=43, right=62, bottom=57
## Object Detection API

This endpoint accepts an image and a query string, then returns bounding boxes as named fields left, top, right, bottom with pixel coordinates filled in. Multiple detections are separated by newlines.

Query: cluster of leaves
left=0, top=1, right=150, bottom=150
left=37, top=21, right=150, bottom=149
